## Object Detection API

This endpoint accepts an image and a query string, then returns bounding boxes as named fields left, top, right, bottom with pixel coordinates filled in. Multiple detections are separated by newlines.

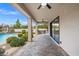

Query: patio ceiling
left=12, top=3, right=79, bottom=23
left=12, top=3, right=59, bottom=23
left=23, top=3, right=57, bottom=23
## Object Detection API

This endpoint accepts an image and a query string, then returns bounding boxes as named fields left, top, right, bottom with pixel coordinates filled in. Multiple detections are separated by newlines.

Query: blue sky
left=0, top=3, right=28, bottom=25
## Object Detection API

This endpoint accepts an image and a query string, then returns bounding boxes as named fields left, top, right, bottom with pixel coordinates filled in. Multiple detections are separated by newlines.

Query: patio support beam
left=28, top=17, right=32, bottom=42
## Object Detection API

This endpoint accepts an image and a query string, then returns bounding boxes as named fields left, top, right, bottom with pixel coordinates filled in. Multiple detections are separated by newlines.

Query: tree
left=21, top=25, right=28, bottom=29
left=14, top=19, right=21, bottom=29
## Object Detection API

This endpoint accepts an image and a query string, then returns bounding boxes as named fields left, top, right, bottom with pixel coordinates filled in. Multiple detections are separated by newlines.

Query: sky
left=0, top=3, right=28, bottom=25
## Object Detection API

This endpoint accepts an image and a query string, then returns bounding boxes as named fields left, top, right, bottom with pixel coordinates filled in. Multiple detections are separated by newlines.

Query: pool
left=0, top=33, right=17, bottom=44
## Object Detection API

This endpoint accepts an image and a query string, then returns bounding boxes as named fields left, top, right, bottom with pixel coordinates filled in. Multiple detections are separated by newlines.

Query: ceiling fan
left=37, top=3, right=51, bottom=10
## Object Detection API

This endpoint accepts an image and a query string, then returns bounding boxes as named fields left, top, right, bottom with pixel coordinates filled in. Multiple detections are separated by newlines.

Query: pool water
left=0, top=33, right=17, bottom=43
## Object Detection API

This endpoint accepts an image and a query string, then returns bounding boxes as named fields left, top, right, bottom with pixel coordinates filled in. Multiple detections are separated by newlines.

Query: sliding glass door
left=50, top=16, right=60, bottom=44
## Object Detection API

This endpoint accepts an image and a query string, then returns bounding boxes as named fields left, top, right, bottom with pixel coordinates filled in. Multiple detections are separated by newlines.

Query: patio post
left=48, top=23, right=50, bottom=35
left=28, top=17, right=32, bottom=42
left=35, top=23, right=38, bottom=36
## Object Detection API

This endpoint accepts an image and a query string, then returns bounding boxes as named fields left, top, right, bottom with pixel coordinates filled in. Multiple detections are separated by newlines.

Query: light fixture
left=41, top=3, right=47, bottom=8
left=37, top=3, right=51, bottom=9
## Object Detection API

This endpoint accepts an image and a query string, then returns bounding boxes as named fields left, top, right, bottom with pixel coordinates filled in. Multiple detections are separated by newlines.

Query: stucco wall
left=48, top=4, right=79, bottom=55
left=59, top=4, right=79, bottom=56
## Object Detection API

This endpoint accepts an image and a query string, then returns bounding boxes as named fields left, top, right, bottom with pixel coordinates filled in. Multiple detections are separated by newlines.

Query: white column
left=35, top=23, right=38, bottom=36
left=48, top=23, right=50, bottom=35
left=28, top=17, right=32, bottom=42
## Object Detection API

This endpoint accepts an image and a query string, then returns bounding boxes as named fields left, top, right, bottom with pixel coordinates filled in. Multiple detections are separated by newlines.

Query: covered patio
left=12, top=3, right=60, bottom=43
left=11, top=3, right=66, bottom=56
left=11, top=3, right=79, bottom=56
left=11, top=3, right=68, bottom=56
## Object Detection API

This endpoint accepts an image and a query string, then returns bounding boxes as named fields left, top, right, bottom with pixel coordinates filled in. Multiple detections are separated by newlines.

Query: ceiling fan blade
left=46, top=4, right=51, bottom=9
left=37, top=5, right=41, bottom=9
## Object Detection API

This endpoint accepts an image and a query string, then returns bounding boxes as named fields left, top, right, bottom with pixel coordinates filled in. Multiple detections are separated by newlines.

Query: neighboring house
left=0, top=24, right=14, bottom=33
left=0, top=25, right=3, bottom=32
left=2, top=25, right=9, bottom=33
left=14, top=29, right=28, bottom=33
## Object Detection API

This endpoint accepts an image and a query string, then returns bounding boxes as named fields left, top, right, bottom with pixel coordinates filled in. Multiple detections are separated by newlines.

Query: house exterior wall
left=60, top=9, right=79, bottom=55
left=59, top=5, right=79, bottom=56
left=48, top=4, right=79, bottom=55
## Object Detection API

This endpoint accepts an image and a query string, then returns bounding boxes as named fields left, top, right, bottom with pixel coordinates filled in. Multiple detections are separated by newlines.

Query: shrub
left=22, top=30, right=26, bottom=34
left=6, top=37, right=18, bottom=43
left=18, top=33, right=23, bottom=37
left=10, top=38, right=25, bottom=47
left=21, top=33, right=28, bottom=41
left=0, top=48, right=5, bottom=56
left=18, top=30, right=28, bottom=42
